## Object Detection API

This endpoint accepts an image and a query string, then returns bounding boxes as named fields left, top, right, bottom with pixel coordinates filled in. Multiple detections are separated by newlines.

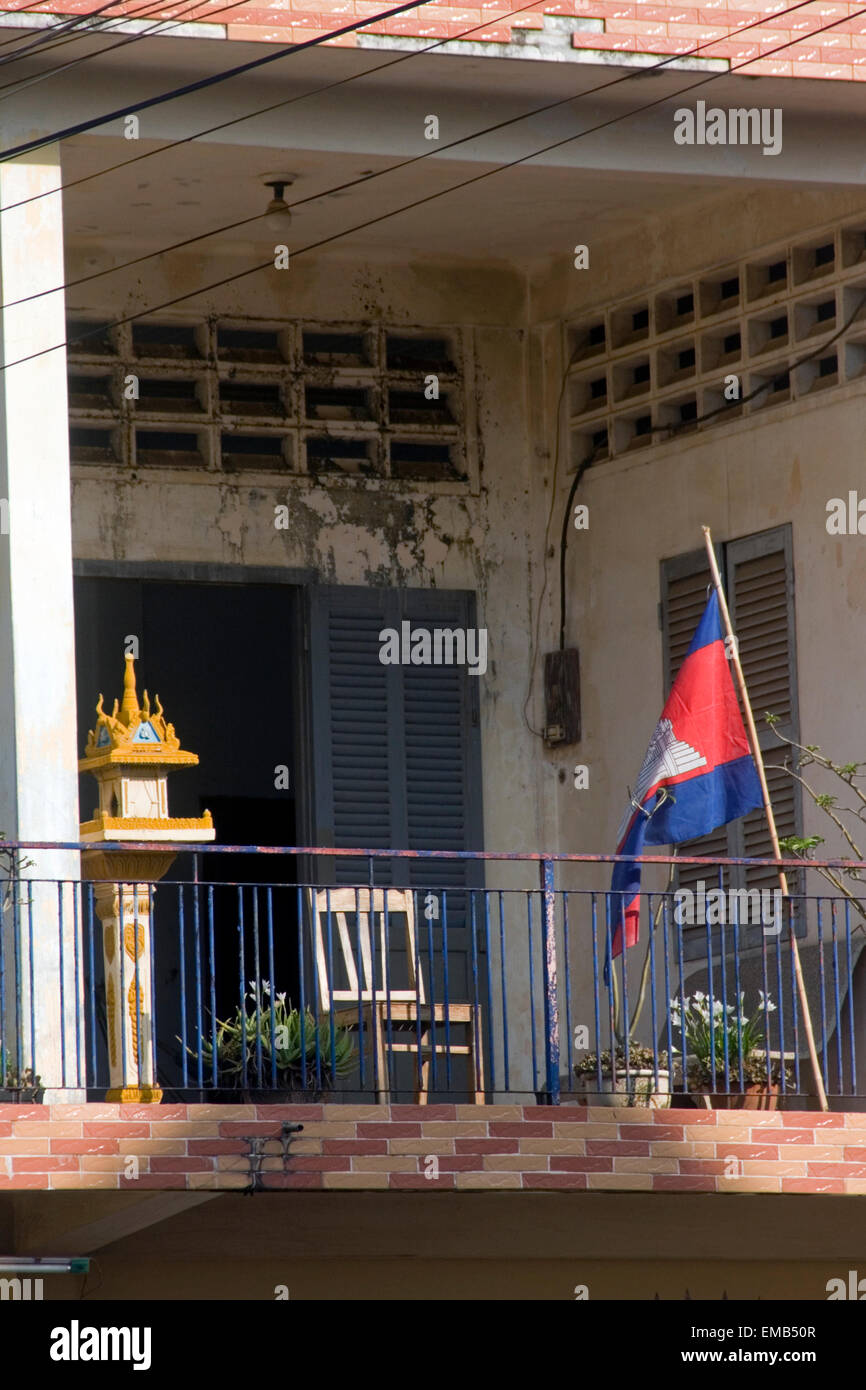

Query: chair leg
left=414, top=1027, right=431, bottom=1105
left=472, top=1008, right=486, bottom=1105
left=373, top=1009, right=390, bottom=1105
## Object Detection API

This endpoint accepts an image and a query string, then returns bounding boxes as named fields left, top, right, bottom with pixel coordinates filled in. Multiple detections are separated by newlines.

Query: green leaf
left=778, top=834, right=823, bottom=855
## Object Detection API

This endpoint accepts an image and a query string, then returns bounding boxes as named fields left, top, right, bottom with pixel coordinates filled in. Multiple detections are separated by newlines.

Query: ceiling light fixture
left=262, top=176, right=295, bottom=233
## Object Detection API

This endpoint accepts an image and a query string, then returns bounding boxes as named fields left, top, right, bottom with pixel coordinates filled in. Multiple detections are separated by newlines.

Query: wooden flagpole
left=702, top=526, right=828, bottom=1112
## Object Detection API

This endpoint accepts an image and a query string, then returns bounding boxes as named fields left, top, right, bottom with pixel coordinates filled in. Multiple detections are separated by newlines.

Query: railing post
left=540, top=858, right=560, bottom=1105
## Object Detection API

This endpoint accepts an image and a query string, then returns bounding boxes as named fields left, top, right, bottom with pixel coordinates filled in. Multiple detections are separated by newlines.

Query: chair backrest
left=308, top=887, right=426, bottom=1013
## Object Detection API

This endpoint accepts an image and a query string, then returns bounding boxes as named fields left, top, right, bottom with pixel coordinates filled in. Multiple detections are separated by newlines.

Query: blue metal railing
left=0, top=841, right=864, bottom=1105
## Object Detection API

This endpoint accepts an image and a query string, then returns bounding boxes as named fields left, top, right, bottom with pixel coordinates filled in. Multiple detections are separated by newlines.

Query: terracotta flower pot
left=697, top=1081, right=780, bottom=1111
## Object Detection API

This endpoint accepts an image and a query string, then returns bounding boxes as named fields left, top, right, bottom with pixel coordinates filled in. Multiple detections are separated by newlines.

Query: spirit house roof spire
left=80, top=652, right=199, bottom=771
left=79, top=648, right=215, bottom=842
left=119, top=652, right=140, bottom=727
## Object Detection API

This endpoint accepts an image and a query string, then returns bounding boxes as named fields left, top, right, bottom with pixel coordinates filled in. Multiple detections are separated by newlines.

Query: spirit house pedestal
left=79, top=654, right=214, bottom=1102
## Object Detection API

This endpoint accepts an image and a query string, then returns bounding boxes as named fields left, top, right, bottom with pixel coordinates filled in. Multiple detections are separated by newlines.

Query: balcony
left=1, top=840, right=862, bottom=1105
left=2, top=843, right=866, bottom=1202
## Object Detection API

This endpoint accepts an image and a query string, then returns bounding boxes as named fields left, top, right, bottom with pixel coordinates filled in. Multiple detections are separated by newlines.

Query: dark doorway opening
left=73, top=575, right=303, bottom=1092
left=200, top=795, right=300, bottom=1023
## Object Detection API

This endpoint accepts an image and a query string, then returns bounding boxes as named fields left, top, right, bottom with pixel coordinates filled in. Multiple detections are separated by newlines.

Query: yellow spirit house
left=2, top=0, right=866, bottom=1299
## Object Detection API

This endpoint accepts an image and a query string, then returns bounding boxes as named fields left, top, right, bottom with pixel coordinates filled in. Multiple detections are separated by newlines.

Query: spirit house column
left=80, top=654, right=215, bottom=1101
left=0, top=145, right=83, bottom=1098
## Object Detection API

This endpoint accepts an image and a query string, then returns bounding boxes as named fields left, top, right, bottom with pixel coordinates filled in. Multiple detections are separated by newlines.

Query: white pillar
left=0, top=144, right=83, bottom=1098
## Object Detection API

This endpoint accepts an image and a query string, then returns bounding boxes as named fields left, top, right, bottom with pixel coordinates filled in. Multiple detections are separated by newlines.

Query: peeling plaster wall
left=527, top=184, right=866, bottom=1057
left=68, top=248, right=556, bottom=878
left=66, top=182, right=866, bottom=1091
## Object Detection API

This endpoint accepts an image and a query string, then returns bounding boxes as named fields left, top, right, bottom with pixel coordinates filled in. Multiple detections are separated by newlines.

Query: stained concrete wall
left=533, top=185, right=866, bottom=885
left=67, top=179, right=866, bottom=1094
left=529, top=184, right=866, bottom=1073
left=68, top=246, right=552, bottom=866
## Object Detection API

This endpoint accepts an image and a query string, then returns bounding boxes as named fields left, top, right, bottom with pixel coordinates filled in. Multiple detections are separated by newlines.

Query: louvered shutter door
left=726, top=528, right=800, bottom=890
left=728, top=544, right=793, bottom=726
left=401, top=591, right=484, bottom=999
left=660, top=550, right=723, bottom=894
left=309, top=587, right=400, bottom=886
left=665, top=564, right=712, bottom=688
left=309, top=585, right=484, bottom=1001
left=660, top=527, right=799, bottom=899
left=328, top=599, right=396, bottom=885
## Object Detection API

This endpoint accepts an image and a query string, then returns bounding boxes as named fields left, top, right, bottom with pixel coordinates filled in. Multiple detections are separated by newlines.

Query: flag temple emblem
left=615, top=718, right=707, bottom=845
left=608, top=590, right=764, bottom=970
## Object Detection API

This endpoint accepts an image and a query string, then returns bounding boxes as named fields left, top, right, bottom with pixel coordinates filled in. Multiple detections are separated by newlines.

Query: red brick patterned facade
left=13, top=0, right=866, bottom=81
left=4, top=1102, right=866, bottom=1193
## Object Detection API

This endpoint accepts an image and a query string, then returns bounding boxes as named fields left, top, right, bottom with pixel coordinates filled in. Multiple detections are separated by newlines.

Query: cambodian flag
left=607, top=590, right=763, bottom=976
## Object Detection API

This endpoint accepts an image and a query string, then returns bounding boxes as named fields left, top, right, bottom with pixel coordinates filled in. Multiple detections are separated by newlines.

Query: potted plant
left=183, top=980, right=357, bottom=1102
left=0, top=1066, right=44, bottom=1104
left=670, top=990, right=793, bottom=1109
left=573, top=1043, right=671, bottom=1108
left=573, top=868, right=673, bottom=1108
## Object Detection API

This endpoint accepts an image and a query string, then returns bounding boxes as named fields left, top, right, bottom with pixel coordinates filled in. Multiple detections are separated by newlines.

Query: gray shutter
left=400, top=592, right=484, bottom=998
left=308, top=584, right=484, bottom=1021
left=660, top=546, right=724, bottom=894
left=726, top=527, right=800, bottom=890
left=309, top=584, right=483, bottom=884
left=659, top=526, right=800, bottom=900
left=309, top=586, right=401, bottom=885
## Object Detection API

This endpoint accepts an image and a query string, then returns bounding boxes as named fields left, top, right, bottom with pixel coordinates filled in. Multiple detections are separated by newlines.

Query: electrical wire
left=0, top=0, right=262, bottom=102
left=0, top=0, right=834, bottom=218
left=1, top=2, right=858, bottom=728
left=0, top=0, right=448, bottom=162
left=2, top=1, right=860, bottom=362
left=0, top=0, right=131, bottom=61
left=552, top=289, right=866, bottom=713
left=2, top=0, right=855, bottom=311
left=0, top=0, right=204, bottom=78
left=522, top=343, right=579, bottom=738
left=0, top=0, right=576, bottom=213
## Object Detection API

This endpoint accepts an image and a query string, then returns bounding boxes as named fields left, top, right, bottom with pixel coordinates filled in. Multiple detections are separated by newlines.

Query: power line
left=0, top=0, right=130, bottom=60
left=0, top=0, right=209, bottom=74
left=0, top=0, right=618, bottom=214
left=2, top=3, right=860, bottom=365
left=2, top=0, right=845, bottom=310
left=0, top=0, right=829, bottom=217
left=5, top=0, right=861, bottom=318
left=0, top=0, right=264, bottom=103
left=558, top=285, right=866, bottom=656
left=5, top=2, right=859, bottom=359
left=0, top=0, right=447, bottom=162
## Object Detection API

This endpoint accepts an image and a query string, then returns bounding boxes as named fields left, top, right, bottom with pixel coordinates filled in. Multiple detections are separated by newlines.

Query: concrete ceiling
left=4, top=26, right=865, bottom=263
left=60, top=133, right=712, bottom=264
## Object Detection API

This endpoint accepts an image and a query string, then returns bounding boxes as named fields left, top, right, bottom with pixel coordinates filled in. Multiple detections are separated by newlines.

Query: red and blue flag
left=607, top=590, right=763, bottom=974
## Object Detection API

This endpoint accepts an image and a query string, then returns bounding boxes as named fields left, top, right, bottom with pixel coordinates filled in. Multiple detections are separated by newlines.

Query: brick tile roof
left=8, top=0, right=866, bottom=78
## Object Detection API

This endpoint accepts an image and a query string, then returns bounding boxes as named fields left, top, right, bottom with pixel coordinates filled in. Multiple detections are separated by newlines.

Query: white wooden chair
left=308, top=886, right=484, bottom=1104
